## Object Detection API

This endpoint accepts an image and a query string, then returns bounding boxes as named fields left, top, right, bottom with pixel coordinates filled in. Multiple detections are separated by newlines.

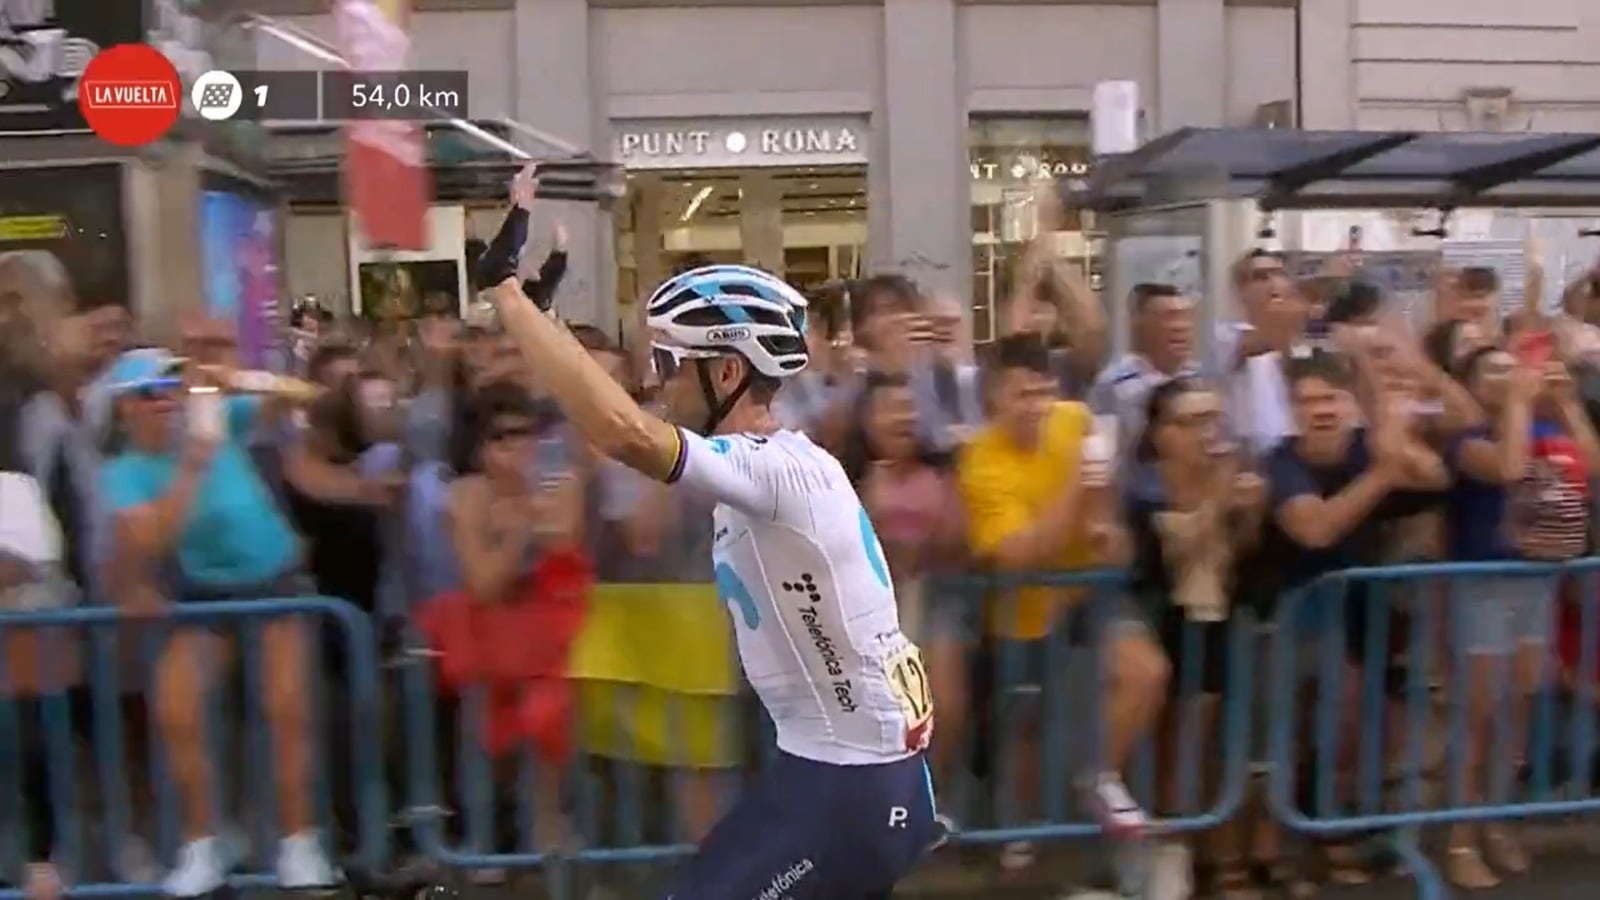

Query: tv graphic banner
left=335, top=0, right=430, bottom=250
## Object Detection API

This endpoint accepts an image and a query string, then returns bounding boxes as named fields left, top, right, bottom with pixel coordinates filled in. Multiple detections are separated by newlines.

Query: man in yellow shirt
left=958, top=335, right=1169, bottom=857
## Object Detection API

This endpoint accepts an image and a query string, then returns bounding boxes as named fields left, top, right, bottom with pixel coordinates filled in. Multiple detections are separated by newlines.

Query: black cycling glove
left=475, top=204, right=530, bottom=295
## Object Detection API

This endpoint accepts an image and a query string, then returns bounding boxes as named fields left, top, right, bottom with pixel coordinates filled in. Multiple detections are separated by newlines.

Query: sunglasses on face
left=129, top=377, right=183, bottom=401
left=650, top=345, right=717, bottom=381
left=487, top=424, right=536, bottom=443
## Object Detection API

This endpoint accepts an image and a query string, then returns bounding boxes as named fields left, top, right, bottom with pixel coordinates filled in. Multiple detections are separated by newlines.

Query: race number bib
left=886, top=642, right=934, bottom=751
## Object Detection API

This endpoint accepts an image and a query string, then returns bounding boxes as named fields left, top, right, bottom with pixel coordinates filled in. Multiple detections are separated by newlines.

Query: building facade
left=255, top=0, right=1600, bottom=335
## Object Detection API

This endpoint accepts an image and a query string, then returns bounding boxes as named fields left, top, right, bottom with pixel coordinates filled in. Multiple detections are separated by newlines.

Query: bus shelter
left=1065, top=128, right=1600, bottom=355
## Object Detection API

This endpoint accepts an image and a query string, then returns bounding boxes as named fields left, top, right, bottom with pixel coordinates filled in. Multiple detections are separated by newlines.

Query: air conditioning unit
left=1253, top=100, right=1295, bottom=129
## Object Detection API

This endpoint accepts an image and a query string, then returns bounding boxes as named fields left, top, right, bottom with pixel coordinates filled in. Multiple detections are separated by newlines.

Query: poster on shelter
left=199, top=189, right=283, bottom=369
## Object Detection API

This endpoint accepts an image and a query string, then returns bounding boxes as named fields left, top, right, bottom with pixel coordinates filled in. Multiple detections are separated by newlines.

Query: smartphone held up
left=186, top=385, right=224, bottom=443
left=1080, top=413, right=1118, bottom=488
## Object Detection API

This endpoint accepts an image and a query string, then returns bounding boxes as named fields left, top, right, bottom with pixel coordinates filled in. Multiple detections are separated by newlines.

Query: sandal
left=1321, top=841, right=1372, bottom=886
left=1482, top=827, right=1529, bottom=876
left=998, top=841, right=1035, bottom=873
left=1445, top=846, right=1500, bottom=891
left=1252, top=858, right=1318, bottom=899
left=1215, top=858, right=1261, bottom=900
left=23, top=864, right=62, bottom=900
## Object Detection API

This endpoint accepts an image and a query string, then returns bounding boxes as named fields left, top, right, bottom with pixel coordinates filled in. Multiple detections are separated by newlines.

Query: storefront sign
left=613, top=117, right=869, bottom=169
left=0, top=214, right=68, bottom=240
left=969, top=151, right=1091, bottom=182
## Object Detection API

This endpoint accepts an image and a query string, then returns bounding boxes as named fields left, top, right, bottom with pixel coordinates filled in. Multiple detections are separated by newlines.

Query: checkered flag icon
left=198, top=82, right=234, bottom=109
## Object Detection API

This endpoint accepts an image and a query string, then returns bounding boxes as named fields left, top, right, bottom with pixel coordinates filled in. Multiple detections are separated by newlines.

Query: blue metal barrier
left=396, top=612, right=743, bottom=898
left=931, top=569, right=1256, bottom=847
left=0, top=597, right=383, bottom=899
left=395, top=568, right=1261, bottom=897
left=1266, top=559, right=1600, bottom=900
left=14, top=564, right=1600, bottom=899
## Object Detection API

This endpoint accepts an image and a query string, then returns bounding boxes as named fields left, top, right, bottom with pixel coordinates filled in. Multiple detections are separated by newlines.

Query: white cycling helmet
left=646, top=264, right=809, bottom=380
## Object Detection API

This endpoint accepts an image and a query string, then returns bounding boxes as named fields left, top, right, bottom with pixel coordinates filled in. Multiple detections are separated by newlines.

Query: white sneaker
left=163, top=837, right=229, bottom=898
left=999, top=840, right=1036, bottom=872
left=275, top=832, right=340, bottom=889
left=1145, top=841, right=1193, bottom=900
left=1085, top=773, right=1149, bottom=838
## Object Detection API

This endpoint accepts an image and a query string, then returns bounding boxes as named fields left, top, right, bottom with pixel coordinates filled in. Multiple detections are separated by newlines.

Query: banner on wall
left=335, top=0, right=430, bottom=249
left=199, top=186, right=282, bottom=369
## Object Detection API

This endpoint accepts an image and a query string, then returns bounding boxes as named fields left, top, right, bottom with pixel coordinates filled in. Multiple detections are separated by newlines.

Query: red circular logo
left=78, top=44, right=182, bottom=147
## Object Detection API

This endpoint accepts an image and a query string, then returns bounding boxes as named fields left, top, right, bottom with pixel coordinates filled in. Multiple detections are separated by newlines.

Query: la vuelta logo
left=0, top=0, right=100, bottom=104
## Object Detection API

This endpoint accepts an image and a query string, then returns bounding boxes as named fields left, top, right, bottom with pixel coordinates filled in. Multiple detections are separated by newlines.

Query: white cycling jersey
left=665, top=426, right=933, bottom=766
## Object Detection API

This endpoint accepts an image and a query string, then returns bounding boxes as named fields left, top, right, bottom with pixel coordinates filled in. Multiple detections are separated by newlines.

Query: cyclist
left=487, top=262, right=938, bottom=900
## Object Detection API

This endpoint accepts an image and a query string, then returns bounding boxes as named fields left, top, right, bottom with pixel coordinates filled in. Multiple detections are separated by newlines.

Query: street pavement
left=889, top=831, right=1600, bottom=899
left=405, top=824, right=1600, bottom=899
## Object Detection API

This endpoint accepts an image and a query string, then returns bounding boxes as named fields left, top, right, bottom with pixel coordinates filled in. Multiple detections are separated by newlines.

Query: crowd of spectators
left=8, top=183, right=1600, bottom=900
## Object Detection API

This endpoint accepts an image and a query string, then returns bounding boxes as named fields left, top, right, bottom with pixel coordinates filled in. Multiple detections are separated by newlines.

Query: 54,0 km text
left=322, top=70, right=470, bottom=121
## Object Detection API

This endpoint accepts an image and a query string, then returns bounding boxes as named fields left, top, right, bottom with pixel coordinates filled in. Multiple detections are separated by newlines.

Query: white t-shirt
left=665, top=427, right=932, bottom=766
left=0, top=471, right=71, bottom=610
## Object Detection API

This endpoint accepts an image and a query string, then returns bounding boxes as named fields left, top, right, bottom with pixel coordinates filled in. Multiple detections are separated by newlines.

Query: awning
left=243, top=12, right=622, bottom=207
left=263, top=121, right=622, bottom=206
left=1073, top=127, right=1600, bottom=212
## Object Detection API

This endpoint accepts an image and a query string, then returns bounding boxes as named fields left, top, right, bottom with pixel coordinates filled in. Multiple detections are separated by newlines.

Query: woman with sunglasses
left=441, top=380, right=584, bottom=856
left=1127, top=377, right=1275, bottom=899
left=96, top=348, right=336, bottom=896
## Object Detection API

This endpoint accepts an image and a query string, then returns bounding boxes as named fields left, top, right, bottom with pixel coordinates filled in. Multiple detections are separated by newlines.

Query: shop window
left=968, top=117, right=1100, bottom=343
left=0, top=164, right=128, bottom=309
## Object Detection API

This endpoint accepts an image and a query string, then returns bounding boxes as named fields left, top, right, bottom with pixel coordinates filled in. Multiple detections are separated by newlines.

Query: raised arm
left=491, top=277, right=679, bottom=481
left=490, top=278, right=773, bottom=515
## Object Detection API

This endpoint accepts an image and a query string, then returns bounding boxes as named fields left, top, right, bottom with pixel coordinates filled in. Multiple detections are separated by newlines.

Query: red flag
left=335, top=0, right=431, bottom=250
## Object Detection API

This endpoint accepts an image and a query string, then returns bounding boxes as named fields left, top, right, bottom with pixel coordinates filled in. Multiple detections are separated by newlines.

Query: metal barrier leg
left=1384, top=830, right=1446, bottom=900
